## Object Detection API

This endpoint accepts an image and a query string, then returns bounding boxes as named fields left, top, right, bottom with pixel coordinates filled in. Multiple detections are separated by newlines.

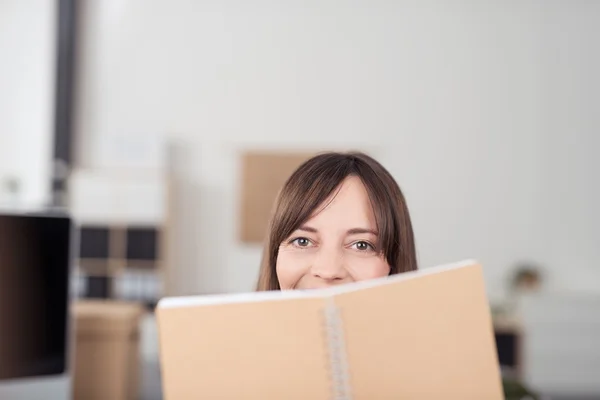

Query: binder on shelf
left=156, top=260, right=503, bottom=399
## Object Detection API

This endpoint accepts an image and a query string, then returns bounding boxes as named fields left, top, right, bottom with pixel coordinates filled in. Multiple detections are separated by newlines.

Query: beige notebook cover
left=156, top=260, right=503, bottom=399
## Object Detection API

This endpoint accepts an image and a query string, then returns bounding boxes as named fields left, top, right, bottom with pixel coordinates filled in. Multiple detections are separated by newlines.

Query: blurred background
left=0, top=0, right=598, bottom=399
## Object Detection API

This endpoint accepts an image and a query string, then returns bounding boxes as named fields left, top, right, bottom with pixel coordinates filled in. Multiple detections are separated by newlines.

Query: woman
left=257, top=151, right=418, bottom=291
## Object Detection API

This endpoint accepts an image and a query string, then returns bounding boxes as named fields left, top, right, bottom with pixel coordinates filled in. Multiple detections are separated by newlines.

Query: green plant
left=503, top=377, right=540, bottom=400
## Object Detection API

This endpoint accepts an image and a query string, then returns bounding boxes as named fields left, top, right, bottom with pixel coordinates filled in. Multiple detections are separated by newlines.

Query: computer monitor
left=0, top=212, right=74, bottom=400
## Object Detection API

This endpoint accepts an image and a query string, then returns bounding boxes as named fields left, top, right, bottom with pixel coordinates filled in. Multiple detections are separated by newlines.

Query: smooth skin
left=276, top=176, right=391, bottom=290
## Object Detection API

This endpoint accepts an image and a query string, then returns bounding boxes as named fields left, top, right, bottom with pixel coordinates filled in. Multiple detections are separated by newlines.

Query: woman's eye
left=353, top=241, right=374, bottom=251
left=292, top=237, right=312, bottom=247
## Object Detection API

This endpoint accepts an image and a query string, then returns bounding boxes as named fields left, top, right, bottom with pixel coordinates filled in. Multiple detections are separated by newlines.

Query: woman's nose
left=310, top=249, right=346, bottom=281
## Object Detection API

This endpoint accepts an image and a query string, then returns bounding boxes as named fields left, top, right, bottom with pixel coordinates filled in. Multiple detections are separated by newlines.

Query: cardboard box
left=239, top=151, right=314, bottom=243
left=72, top=300, right=145, bottom=400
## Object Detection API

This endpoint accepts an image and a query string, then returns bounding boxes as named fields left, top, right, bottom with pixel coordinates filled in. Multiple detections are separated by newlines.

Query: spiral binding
left=323, top=298, right=352, bottom=400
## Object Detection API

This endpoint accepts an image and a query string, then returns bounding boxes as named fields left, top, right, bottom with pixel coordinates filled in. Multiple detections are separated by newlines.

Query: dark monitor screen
left=0, top=213, right=71, bottom=380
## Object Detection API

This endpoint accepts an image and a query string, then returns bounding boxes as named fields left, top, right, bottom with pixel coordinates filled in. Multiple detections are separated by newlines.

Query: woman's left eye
left=352, top=241, right=374, bottom=251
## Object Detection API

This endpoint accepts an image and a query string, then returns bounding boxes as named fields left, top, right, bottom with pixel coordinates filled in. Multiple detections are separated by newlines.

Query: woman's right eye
left=291, top=237, right=312, bottom=247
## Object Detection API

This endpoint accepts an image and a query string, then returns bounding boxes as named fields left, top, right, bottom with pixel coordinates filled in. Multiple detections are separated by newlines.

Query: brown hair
left=256, top=151, right=418, bottom=291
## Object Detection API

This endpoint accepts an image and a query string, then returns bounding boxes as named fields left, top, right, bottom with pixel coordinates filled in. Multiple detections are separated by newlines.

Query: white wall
left=536, top=4, right=600, bottom=294
left=0, top=1, right=56, bottom=206
left=74, top=0, right=599, bottom=298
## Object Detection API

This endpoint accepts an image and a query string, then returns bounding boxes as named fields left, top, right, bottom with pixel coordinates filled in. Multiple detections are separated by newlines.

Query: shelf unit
left=69, top=168, right=168, bottom=309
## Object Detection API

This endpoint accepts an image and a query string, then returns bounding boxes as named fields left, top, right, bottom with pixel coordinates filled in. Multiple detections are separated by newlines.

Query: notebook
left=156, top=259, right=503, bottom=399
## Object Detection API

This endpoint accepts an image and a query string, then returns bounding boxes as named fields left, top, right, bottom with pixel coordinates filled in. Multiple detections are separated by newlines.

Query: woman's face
left=276, top=176, right=391, bottom=290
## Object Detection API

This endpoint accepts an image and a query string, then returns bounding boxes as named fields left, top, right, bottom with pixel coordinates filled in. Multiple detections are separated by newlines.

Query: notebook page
left=333, top=261, right=503, bottom=400
left=157, top=295, right=333, bottom=400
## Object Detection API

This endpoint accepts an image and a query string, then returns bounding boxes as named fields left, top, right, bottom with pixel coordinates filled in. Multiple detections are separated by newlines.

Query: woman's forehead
left=304, top=176, right=377, bottom=230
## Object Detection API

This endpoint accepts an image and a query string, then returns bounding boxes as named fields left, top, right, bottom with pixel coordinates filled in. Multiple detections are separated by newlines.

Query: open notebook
left=156, top=260, right=503, bottom=399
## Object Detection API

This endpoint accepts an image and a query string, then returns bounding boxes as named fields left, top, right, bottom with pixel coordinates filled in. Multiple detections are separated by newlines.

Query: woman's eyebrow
left=297, top=225, right=318, bottom=233
left=346, top=228, right=378, bottom=236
